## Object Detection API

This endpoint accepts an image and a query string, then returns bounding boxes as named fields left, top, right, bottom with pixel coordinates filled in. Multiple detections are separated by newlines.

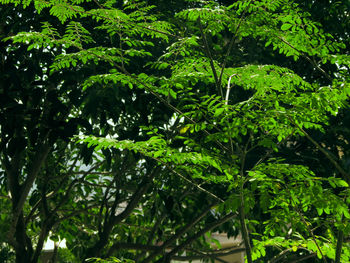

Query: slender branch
left=24, top=147, right=80, bottom=226
left=218, top=0, right=253, bottom=87
left=159, top=212, right=237, bottom=263
left=25, top=189, right=59, bottom=226
left=194, top=244, right=245, bottom=253
left=107, top=241, right=244, bottom=262
left=269, top=246, right=316, bottom=263
left=276, top=36, right=332, bottom=81
left=97, top=155, right=132, bottom=234
left=288, top=116, right=350, bottom=184
left=51, top=161, right=105, bottom=215
left=107, top=242, right=159, bottom=252
left=269, top=247, right=292, bottom=263
left=172, top=246, right=245, bottom=262
left=300, top=219, right=326, bottom=263
left=71, top=171, right=114, bottom=175
left=52, top=202, right=117, bottom=227
left=198, top=17, right=223, bottom=98
left=112, top=166, right=160, bottom=225
left=148, top=154, right=224, bottom=203
left=81, top=180, right=136, bottom=191
left=143, top=202, right=217, bottom=263
left=85, top=166, right=160, bottom=258
left=290, top=253, right=316, bottom=263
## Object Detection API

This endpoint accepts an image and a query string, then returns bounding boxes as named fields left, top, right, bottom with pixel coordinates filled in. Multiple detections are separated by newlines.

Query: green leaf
left=169, top=89, right=177, bottom=99
left=214, top=107, right=224, bottom=117
left=337, top=180, right=349, bottom=187
left=281, top=23, right=292, bottom=31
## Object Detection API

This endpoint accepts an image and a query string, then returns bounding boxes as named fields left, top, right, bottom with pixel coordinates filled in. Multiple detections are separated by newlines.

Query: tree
left=0, top=0, right=349, bottom=262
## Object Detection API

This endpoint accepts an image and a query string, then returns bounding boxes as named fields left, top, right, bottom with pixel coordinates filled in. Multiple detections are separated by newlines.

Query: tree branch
left=107, top=242, right=159, bottom=253
left=238, top=146, right=253, bottom=263
left=14, top=142, right=50, bottom=219
left=142, top=202, right=217, bottom=263
left=172, top=246, right=245, bottom=262
left=290, top=252, right=316, bottom=263
left=51, top=161, right=105, bottom=215
left=7, top=141, right=50, bottom=250
left=85, top=165, right=160, bottom=258
left=159, top=212, right=237, bottom=263
left=335, top=228, right=344, bottom=263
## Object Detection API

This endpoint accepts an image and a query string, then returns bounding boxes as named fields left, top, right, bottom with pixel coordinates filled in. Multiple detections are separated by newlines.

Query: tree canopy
left=0, top=0, right=349, bottom=262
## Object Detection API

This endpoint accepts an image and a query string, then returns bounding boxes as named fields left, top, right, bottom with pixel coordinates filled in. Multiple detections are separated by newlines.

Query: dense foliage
left=0, top=0, right=349, bottom=262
